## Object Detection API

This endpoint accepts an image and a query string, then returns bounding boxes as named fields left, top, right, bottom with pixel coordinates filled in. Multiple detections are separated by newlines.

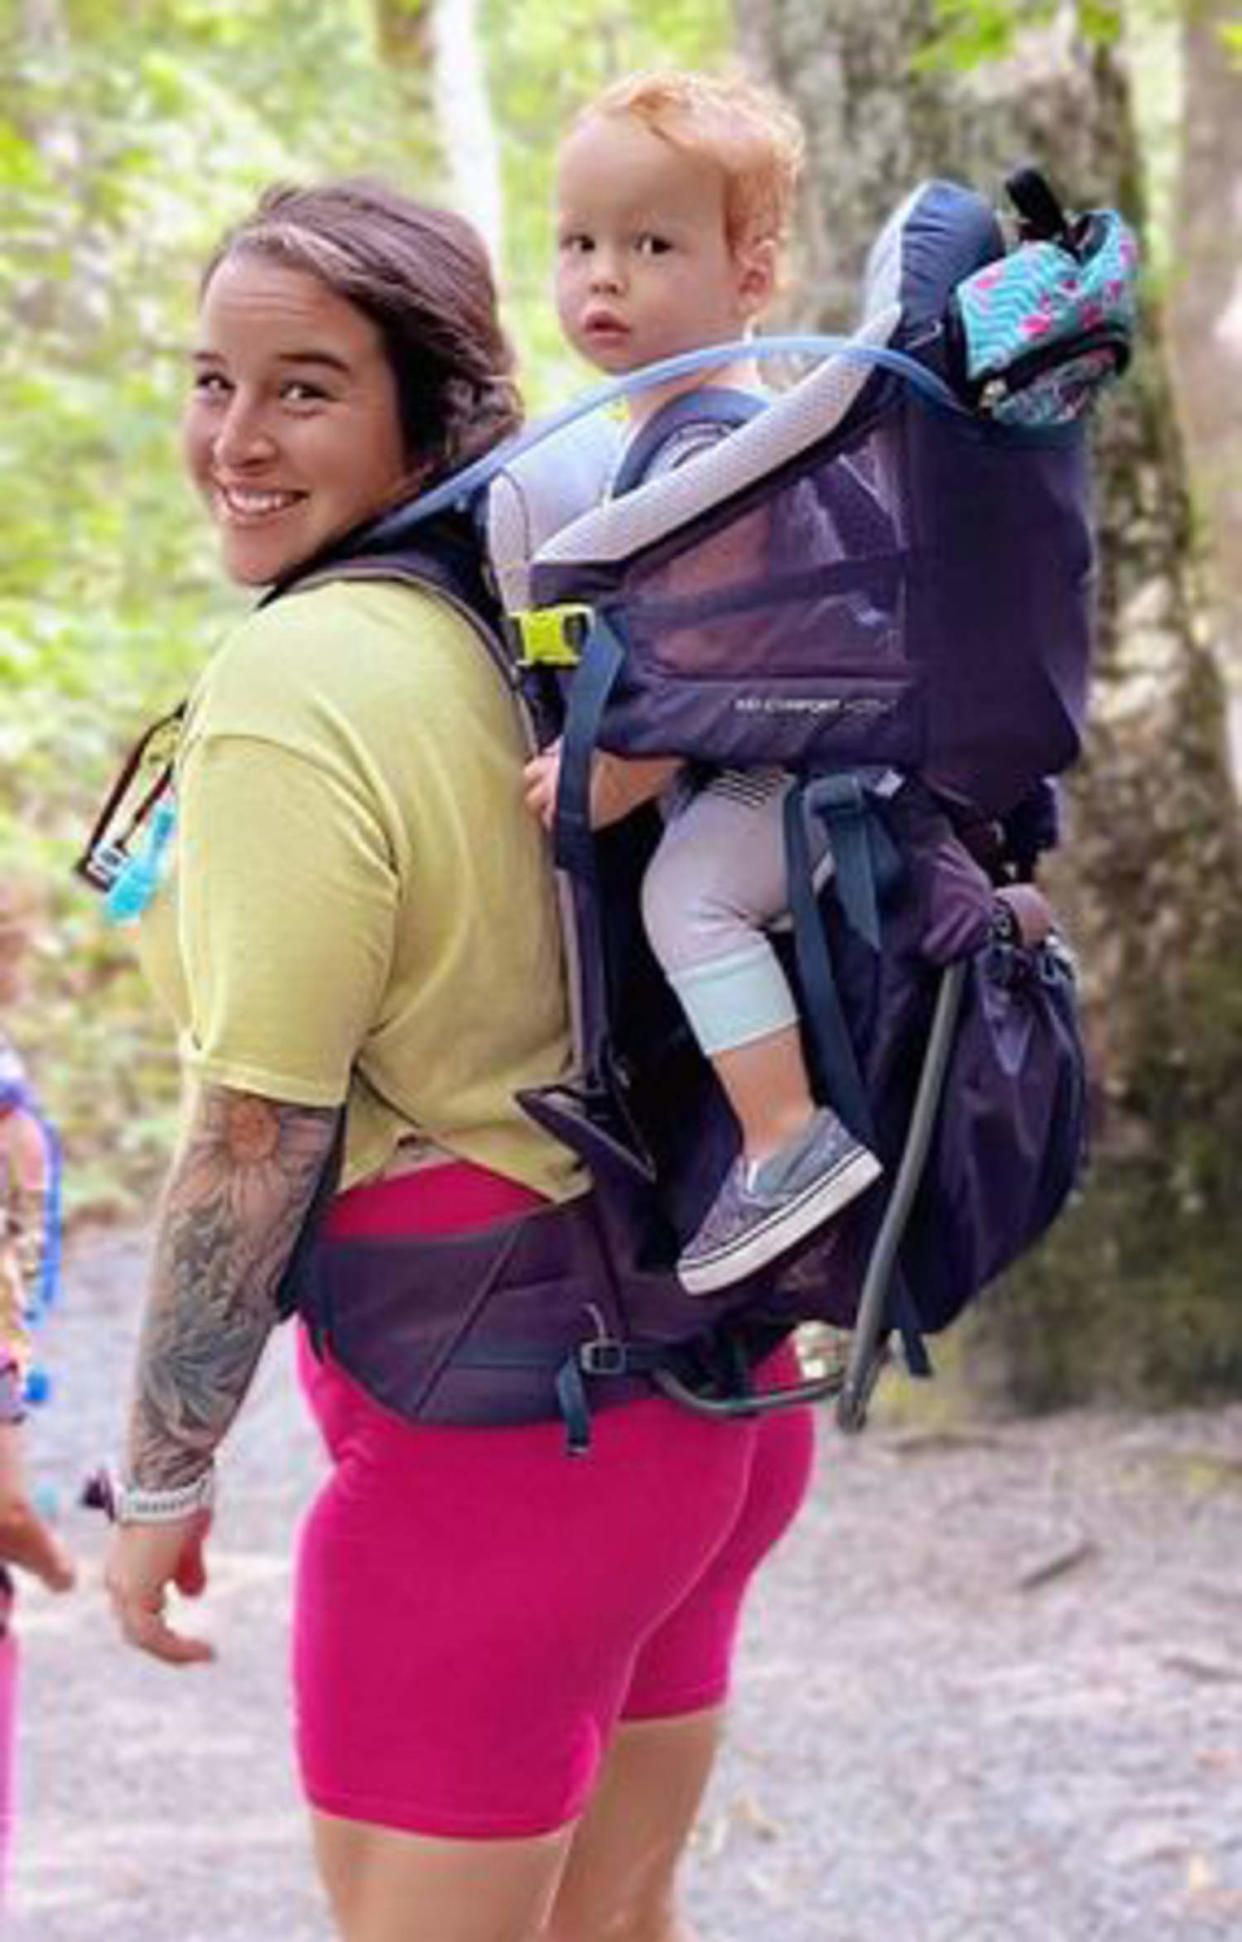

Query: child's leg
left=0, top=1572, right=16, bottom=1910
left=642, top=770, right=823, bottom=1161
left=642, top=772, right=880, bottom=1292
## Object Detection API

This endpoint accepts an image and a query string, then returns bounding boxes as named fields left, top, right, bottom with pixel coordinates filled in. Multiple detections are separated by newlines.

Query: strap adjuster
left=512, top=604, right=593, bottom=668
left=579, top=1337, right=628, bottom=1377
left=578, top=1302, right=629, bottom=1378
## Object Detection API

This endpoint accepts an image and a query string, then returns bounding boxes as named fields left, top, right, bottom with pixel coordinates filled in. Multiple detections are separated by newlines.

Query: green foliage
left=0, top=0, right=449, bottom=1218
left=913, top=0, right=1056, bottom=72
left=913, top=0, right=1122, bottom=74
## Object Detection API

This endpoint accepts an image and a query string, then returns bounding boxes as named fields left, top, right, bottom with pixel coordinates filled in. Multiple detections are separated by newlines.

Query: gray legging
left=641, top=768, right=833, bottom=1057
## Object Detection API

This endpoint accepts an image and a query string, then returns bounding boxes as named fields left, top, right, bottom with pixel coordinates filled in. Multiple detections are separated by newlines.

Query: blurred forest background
left=1, top=0, right=1239, bottom=1408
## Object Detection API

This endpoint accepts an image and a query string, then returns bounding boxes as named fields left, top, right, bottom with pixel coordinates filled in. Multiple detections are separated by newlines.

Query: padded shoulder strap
left=611, top=386, right=766, bottom=498
left=269, top=505, right=499, bottom=623
left=261, top=507, right=525, bottom=725
left=264, top=507, right=513, bottom=684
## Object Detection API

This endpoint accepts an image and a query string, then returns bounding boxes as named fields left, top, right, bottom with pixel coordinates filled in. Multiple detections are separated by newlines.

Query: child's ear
left=735, top=237, right=777, bottom=319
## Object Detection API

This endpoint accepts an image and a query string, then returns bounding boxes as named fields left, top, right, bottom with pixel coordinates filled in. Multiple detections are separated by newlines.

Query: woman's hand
left=105, top=1512, right=214, bottom=1666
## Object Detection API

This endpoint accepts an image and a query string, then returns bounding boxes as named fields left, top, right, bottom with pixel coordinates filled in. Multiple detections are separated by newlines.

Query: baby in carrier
left=524, top=69, right=882, bottom=1294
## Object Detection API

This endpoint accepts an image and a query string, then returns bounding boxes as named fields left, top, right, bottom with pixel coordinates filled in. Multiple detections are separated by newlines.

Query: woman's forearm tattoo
left=127, top=1087, right=339, bottom=1490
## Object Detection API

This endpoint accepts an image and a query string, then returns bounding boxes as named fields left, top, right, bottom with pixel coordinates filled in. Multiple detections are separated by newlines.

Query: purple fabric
left=533, top=394, right=1093, bottom=821
left=302, top=785, right=1086, bottom=1423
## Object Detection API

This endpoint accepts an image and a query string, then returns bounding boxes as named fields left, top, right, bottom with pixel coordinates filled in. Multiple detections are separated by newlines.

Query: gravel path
left=8, top=1230, right=1242, bottom=1940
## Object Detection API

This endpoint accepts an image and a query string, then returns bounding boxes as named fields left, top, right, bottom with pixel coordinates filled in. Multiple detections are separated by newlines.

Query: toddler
left=525, top=70, right=881, bottom=1294
left=0, top=880, right=74, bottom=1898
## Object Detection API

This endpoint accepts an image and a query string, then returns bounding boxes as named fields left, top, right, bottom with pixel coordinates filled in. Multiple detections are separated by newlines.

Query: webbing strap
left=782, top=780, right=932, bottom=1376
left=553, top=614, right=625, bottom=884
left=447, top=1337, right=674, bottom=1456
left=550, top=613, right=629, bottom=1080
left=805, top=774, right=882, bottom=949
left=784, top=784, right=872, bottom=1142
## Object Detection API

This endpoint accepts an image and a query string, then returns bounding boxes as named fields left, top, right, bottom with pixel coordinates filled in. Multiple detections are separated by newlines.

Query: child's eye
left=635, top=234, right=672, bottom=258
left=559, top=232, right=594, bottom=256
left=192, top=370, right=231, bottom=399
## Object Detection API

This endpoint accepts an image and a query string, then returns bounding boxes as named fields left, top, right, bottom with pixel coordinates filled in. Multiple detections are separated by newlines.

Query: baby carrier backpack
left=281, top=169, right=1134, bottom=1444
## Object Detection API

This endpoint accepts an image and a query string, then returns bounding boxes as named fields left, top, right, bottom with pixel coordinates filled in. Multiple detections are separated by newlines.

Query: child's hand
left=523, top=739, right=681, bottom=833
left=523, top=740, right=563, bottom=832
left=0, top=1490, right=75, bottom=1593
left=588, top=752, right=681, bottom=828
left=0, top=1423, right=74, bottom=1590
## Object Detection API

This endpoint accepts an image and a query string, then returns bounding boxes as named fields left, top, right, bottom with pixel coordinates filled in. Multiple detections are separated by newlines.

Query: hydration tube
left=361, top=332, right=966, bottom=546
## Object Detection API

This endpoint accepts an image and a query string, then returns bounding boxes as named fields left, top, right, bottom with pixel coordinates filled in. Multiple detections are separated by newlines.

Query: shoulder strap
left=267, top=505, right=501, bottom=631
left=610, top=386, right=766, bottom=498
left=263, top=506, right=518, bottom=698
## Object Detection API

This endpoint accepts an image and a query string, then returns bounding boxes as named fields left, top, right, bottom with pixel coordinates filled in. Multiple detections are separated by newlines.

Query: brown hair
left=575, top=70, right=805, bottom=258
left=203, top=180, right=522, bottom=484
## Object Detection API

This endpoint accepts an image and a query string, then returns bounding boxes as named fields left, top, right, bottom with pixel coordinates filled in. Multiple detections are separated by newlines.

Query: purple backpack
left=281, top=174, right=1109, bottom=1444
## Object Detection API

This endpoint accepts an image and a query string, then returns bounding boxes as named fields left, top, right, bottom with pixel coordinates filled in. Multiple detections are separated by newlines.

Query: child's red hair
left=575, top=69, right=805, bottom=258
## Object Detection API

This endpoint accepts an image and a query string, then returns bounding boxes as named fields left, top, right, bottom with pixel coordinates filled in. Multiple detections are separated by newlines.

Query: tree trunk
left=1167, top=0, right=1242, bottom=785
left=372, top=0, right=502, bottom=257
left=372, top=0, right=442, bottom=184
left=432, top=0, right=503, bottom=261
left=736, top=0, right=1242, bottom=1406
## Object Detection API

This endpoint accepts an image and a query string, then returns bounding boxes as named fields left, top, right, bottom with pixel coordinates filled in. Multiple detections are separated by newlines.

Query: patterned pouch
left=948, top=207, right=1139, bottom=424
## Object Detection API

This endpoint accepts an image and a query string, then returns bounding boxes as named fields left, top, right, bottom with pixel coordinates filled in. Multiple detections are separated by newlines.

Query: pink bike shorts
left=293, top=1162, right=816, bottom=1840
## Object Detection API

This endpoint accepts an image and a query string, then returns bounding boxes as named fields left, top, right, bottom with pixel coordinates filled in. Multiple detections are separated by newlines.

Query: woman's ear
left=734, top=237, right=778, bottom=321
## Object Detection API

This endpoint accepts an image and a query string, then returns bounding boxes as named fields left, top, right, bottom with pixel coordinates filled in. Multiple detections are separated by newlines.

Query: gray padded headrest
left=530, top=305, right=900, bottom=582
left=486, top=409, right=624, bottom=612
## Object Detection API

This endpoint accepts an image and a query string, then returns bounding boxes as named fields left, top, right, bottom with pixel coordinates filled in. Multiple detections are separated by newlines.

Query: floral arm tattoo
left=126, top=1086, right=339, bottom=1490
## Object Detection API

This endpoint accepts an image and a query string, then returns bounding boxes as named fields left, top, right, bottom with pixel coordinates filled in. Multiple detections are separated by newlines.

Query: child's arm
left=0, top=1108, right=74, bottom=1591
left=6, top=1110, right=47, bottom=1291
left=0, top=1419, right=74, bottom=1592
left=523, top=739, right=682, bottom=833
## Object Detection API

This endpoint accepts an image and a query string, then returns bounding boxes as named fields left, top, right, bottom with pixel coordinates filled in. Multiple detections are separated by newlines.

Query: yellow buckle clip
left=512, top=604, right=593, bottom=668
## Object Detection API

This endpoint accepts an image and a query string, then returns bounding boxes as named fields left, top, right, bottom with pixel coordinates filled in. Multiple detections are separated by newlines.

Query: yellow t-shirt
left=137, top=578, right=581, bottom=1200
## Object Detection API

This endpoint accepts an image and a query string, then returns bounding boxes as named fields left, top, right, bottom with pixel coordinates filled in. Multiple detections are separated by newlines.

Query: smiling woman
left=95, top=173, right=816, bottom=1942
left=183, top=256, right=411, bottom=586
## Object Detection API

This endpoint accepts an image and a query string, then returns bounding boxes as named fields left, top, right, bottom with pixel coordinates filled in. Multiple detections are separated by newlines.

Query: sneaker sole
left=679, top=1147, right=882, bottom=1296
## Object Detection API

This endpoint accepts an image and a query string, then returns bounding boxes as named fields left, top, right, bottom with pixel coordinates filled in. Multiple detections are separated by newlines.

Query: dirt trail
left=8, top=1230, right=1242, bottom=1941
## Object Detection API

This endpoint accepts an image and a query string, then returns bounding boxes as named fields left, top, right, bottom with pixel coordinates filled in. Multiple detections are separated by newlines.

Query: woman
left=100, top=180, right=815, bottom=1942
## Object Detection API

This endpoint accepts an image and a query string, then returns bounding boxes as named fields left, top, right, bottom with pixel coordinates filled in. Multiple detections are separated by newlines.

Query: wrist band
left=88, top=1465, right=216, bottom=1525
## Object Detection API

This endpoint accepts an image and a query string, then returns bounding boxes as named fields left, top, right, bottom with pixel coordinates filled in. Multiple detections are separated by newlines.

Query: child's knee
left=642, top=844, right=739, bottom=974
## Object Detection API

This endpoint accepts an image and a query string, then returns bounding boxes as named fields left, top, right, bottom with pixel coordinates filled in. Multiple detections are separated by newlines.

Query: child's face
left=555, top=114, right=770, bottom=384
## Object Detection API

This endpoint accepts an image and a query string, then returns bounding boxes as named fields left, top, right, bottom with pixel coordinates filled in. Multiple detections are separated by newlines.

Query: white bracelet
left=108, top=1467, right=216, bottom=1525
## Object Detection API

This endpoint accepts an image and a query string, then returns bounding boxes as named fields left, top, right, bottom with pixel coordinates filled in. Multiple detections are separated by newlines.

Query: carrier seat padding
left=487, top=410, right=625, bottom=613
left=528, top=306, right=901, bottom=599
